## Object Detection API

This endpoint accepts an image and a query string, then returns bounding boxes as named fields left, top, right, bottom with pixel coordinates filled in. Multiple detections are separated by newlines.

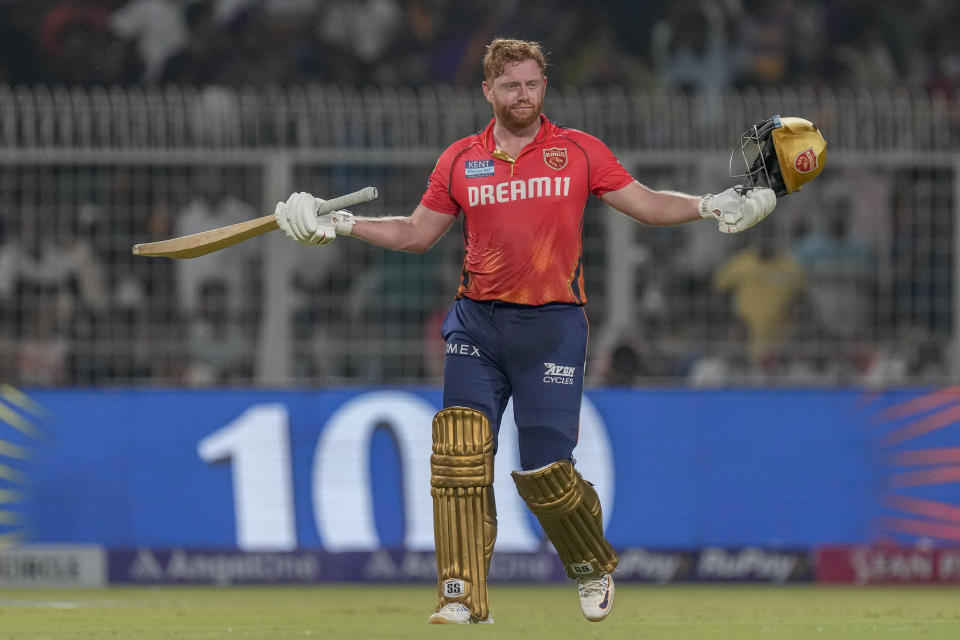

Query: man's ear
left=481, top=80, right=493, bottom=103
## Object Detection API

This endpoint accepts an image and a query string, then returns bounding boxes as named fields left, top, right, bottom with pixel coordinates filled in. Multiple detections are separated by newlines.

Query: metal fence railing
left=2, top=85, right=958, bottom=153
left=0, top=86, right=956, bottom=388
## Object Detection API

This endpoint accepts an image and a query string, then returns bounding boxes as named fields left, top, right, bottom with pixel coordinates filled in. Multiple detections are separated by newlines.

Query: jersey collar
left=481, top=114, right=555, bottom=156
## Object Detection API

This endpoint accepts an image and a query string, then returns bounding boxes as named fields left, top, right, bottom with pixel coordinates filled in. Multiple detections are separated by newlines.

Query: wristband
left=698, top=195, right=716, bottom=219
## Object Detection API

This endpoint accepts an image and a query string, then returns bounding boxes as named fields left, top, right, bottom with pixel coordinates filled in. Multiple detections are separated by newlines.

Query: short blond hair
left=482, top=38, right=547, bottom=81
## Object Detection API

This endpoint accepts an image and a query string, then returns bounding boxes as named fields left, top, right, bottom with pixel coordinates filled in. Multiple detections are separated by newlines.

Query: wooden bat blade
left=132, top=215, right=278, bottom=258
left=132, top=186, right=378, bottom=259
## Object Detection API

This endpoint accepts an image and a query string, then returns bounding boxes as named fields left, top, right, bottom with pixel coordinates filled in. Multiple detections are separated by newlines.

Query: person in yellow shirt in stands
left=714, top=227, right=806, bottom=366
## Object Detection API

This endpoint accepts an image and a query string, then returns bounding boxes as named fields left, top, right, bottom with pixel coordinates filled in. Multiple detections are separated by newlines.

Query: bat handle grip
left=316, top=186, right=379, bottom=215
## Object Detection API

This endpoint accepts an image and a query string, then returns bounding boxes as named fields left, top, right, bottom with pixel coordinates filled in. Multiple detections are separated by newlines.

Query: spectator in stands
left=888, top=172, right=953, bottom=335
left=686, top=342, right=750, bottom=387
left=159, top=0, right=225, bottom=85
left=58, top=204, right=112, bottom=384
left=0, top=0, right=951, bottom=93
left=375, top=0, right=497, bottom=86
left=318, top=0, right=402, bottom=78
left=735, top=0, right=793, bottom=86
left=713, top=226, right=806, bottom=368
left=40, top=0, right=141, bottom=86
left=16, top=292, right=68, bottom=386
left=289, top=240, right=350, bottom=381
left=0, top=211, right=80, bottom=333
left=58, top=204, right=109, bottom=318
left=0, top=202, right=113, bottom=385
left=684, top=296, right=751, bottom=387
left=603, top=342, right=644, bottom=387
left=109, top=0, right=189, bottom=84
left=560, top=13, right=652, bottom=88
left=99, top=282, right=154, bottom=382
left=651, top=0, right=740, bottom=92
left=923, top=3, right=960, bottom=98
left=835, top=22, right=899, bottom=87
left=792, top=196, right=876, bottom=339
left=0, top=2, right=47, bottom=84
left=173, top=169, right=260, bottom=318
left=184, top=278, right=252, bottom=385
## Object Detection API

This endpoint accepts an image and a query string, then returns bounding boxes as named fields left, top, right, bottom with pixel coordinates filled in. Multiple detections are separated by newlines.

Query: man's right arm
left=275, top=192, right=456, bottom=253
left=349, top=204, right=456, bottom=253
left=276, top=142, right=461, bottom=251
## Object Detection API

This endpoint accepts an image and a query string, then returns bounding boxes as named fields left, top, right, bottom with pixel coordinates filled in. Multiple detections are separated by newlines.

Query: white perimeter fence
left=0, top=85, right=957, bottom=387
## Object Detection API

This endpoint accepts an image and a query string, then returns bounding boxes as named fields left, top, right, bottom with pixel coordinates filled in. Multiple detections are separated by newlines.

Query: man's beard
left=493, top=97, right=542, bottom=131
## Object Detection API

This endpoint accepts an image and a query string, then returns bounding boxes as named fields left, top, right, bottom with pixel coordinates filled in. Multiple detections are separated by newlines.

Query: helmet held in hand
left=731, top=115, right=826, bottom=197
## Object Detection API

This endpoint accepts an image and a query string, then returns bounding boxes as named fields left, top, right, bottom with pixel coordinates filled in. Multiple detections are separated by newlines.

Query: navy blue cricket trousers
left=440, top=297, right=588, bottom=470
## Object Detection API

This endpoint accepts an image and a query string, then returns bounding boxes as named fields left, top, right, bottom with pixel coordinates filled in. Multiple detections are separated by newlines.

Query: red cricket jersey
left=421, top=115, right=634, bottom=306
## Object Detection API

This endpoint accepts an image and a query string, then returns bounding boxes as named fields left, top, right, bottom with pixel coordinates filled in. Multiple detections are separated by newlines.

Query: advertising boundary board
left=2, top=387, right=960, bottom=551
left=816, top=546, right=960, bottom=584
left=106, top=547, right=814, bottom=585
left=0, top=545, right=106, bottom=587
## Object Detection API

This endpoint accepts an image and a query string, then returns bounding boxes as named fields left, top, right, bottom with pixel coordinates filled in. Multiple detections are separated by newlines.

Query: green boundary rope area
left=0, top=584, right=957, bottom=639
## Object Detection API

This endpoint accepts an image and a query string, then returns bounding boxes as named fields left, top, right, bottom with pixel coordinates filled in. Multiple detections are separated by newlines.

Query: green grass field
left=0, top=584, right=958, bottom=639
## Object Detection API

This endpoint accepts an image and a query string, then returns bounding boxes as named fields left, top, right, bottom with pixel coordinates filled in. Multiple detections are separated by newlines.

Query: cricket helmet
left=730, top=115, right=826, bottom=196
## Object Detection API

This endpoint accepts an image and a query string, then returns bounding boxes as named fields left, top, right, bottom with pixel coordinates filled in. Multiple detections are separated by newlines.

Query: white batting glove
left=699, top=187, right=777, bottom=234
left=318, top=210, right=356, bottom=236
left=275, top=192, right=336, bottom=245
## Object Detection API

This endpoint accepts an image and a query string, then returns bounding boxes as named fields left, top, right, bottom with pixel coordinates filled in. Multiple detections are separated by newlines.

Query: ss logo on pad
left=444, top=578, right=466, bottom=598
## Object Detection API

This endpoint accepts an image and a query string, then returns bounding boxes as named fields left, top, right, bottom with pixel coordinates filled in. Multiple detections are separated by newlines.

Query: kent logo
left=464, top=159, right=495, bottom=178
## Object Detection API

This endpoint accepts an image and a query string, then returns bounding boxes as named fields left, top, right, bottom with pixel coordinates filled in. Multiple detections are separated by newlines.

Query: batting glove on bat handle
left=276, top=192, right=336, bottom=245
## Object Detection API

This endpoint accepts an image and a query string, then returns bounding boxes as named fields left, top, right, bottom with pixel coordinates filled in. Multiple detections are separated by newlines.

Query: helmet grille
left=731, top=116, right=789, bottom=197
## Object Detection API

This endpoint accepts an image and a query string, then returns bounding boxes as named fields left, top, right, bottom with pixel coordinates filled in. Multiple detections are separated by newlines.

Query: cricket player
left=274, top=38, right=777, bottom=624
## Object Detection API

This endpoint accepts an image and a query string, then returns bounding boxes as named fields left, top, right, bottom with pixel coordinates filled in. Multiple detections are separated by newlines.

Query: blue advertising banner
left=2, top=387, right=959, bottom=551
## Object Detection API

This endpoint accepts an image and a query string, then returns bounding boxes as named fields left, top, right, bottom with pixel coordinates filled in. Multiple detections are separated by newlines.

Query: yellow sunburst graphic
left=0, top=385, right=43, bottom=550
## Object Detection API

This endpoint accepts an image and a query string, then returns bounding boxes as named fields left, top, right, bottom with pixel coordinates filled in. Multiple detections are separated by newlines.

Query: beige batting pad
left=512, top=459, right=618, bottom=579
left=431, top=407, right=497, bottom=621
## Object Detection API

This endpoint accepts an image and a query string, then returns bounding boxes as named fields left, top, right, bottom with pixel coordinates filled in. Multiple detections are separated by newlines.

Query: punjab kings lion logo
left=543, top=147, right=568, bottom=170
left=794, top=147, right=818, bottom=173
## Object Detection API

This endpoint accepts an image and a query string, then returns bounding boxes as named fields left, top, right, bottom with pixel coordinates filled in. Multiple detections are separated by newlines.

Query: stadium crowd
left=0, top=0, right=958, bottom=95
left=0, top=0, right=957, bottom=388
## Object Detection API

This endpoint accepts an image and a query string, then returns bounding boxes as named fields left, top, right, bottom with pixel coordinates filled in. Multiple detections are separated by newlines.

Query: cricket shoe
left=577, top=573, right=614, bottom=622
left=428, top=602, right=494, bottom=625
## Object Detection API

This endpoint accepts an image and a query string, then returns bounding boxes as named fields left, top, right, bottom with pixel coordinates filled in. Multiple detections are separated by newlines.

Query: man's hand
left=275, top=192, right=336, bottom=245
left=699, top=187, right=777, bottom=234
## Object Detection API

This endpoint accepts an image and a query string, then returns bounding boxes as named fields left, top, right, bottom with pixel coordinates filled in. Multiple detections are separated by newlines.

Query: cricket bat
left=132, top=186, right=378, bottom=259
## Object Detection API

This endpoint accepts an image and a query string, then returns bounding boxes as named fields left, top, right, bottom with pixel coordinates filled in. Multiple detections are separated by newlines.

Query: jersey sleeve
left=419, top=144, right=464, bottom=215
left=572, top=131, right=635, bottom=197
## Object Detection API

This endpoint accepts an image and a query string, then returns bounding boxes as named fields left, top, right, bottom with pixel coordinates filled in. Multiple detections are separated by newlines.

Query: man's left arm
left=600, top=181, right=700, bottom=225
left=600, top=180, right=778, bottom=234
